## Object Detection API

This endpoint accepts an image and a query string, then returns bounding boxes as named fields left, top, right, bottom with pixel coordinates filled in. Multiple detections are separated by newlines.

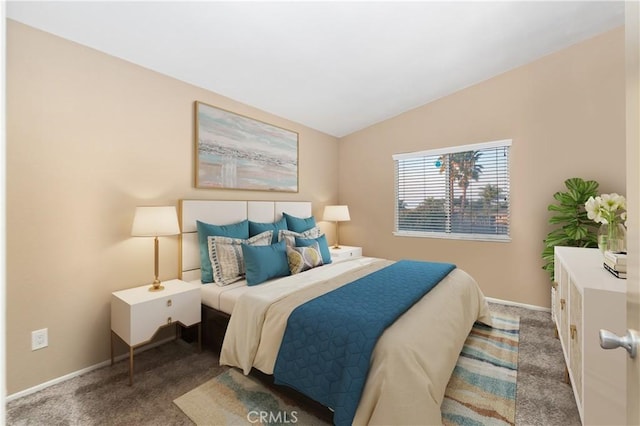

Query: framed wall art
left=194, top=101, right=299, bottom=192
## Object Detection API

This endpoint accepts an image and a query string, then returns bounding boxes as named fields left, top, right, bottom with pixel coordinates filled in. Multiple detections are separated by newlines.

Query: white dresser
left=111, top=279, right=201, bottom=384
left=552, top=247, right=626, bottom=425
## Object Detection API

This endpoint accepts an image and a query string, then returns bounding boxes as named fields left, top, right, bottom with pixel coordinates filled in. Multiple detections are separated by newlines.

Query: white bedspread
left=220, top=257, right=492, bottom=425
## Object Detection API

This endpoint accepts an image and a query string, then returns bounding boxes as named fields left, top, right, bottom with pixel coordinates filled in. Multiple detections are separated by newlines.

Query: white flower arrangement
left=585, top=193, right=627, bottom=225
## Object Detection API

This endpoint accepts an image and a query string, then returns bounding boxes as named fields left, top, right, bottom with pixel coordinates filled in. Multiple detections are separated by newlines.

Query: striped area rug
left=442, top=314, right=520, bottom=426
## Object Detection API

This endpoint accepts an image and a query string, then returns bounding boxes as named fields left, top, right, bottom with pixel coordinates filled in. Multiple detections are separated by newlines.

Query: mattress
left=196, top=256, right=381, bottom=315
left=197, top=280, right=249, bottom=314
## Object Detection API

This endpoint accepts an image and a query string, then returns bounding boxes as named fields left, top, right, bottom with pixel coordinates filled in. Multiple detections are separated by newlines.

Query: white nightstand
left=110, top=279, right=201, bottom=385
left=329, top=245, right=362, bottom=263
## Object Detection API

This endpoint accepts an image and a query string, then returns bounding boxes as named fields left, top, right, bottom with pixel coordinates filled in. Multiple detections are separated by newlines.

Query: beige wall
left=338, top=27, right=627, bottom=308
left=5, top=21, right=339, bottom=395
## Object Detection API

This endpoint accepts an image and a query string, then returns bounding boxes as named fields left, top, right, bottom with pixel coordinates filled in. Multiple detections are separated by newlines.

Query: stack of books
left=603, top=250, right=627, bottom=279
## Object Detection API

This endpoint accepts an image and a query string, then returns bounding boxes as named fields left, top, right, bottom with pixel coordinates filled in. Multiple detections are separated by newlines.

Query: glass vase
left=597, top=222, right=627, bottom=254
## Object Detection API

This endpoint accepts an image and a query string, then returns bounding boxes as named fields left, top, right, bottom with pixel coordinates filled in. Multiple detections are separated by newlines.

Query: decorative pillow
left=249, top=217, right=288, bottom=244
left=295, top=234, right=332, bottom=265
left=282, top=212, right=317, bottom=233
left=242, top=240, right=290, bottom=286
left=207, top=231, right=272, bottom=286
left=197, top=219, right=249, bottom=284
left=278, top=227, right=322, bottom=248
left=287, top=242, right=324, bottom=275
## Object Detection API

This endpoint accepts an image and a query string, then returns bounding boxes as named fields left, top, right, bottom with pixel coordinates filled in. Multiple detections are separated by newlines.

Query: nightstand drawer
left=129, top=291, right=199, bottom=344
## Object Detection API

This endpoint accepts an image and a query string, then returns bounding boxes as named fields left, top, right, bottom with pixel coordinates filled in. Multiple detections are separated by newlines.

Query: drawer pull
left=167, top=317, right=172, bottom=324
left=167, top=299, right=172, bottom=307
left=560, top=299, right=566, bottom=310
left=570, top=324, right=577, bottom=340
left=551, top=282, right=558, bottom=289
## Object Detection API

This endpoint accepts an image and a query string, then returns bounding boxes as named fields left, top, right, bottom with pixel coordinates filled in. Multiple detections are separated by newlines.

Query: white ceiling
left=7, top=1, right=625, bottom=137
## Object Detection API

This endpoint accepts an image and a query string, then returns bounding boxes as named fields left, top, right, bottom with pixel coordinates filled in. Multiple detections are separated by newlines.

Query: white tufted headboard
left=178, top=200, right=312, bottom=282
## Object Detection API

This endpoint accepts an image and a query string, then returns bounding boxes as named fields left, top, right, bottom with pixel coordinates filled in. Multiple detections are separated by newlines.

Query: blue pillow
left=242, top=240, right=291, bottom=286
left=282, top=212, right=316, bottom=233
left=197, top=219, right=249, bottom=283
left=249, top=217, right=288, bottom=244
left=295, top=234, right=332, bottom=265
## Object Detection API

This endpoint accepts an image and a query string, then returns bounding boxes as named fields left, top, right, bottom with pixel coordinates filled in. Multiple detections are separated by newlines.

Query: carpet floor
left=5, top=303, right=581, bottom=425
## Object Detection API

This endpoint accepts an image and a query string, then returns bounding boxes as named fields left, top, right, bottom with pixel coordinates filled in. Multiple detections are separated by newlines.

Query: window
left=393, top=139, right=511, bottom=241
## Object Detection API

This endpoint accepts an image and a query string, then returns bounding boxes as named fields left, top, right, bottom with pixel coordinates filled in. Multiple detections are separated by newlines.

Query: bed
left=178, top=199, right=493, bottom=425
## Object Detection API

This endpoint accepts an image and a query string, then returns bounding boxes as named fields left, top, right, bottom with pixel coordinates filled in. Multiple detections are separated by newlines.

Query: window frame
left=392, top=139, right=512, bottom=242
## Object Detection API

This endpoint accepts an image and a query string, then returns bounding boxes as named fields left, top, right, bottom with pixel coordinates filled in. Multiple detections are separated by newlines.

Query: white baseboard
left=5, top=337, right=175, bottom=402
left=486, top=296, right=551, bottom=312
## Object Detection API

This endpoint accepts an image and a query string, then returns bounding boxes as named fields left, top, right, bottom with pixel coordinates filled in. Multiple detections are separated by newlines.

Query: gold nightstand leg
left=129, top=346, right=134, bottom=386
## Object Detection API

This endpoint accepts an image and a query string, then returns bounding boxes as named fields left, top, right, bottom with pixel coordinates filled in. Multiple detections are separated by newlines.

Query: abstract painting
left=195, top=101, right=299, bottom=192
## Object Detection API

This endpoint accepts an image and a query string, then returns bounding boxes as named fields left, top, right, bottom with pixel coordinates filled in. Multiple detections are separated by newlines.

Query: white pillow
left=208, top=231, right=273, bottom=286
left=278, top=227, right=322, bottom=247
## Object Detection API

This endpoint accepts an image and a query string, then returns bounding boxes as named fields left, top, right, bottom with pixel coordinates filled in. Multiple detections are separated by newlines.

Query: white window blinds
left=393, top=139, right=511, bottom=241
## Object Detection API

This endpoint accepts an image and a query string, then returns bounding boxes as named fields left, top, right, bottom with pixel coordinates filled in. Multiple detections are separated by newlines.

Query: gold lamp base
left=148, top=237, right=165, bottom=291
left=149, top=279, right=164, bottom=292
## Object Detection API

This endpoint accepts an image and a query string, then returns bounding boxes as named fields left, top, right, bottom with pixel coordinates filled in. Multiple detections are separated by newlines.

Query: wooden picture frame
left=194, top=101, right=299, bottom=192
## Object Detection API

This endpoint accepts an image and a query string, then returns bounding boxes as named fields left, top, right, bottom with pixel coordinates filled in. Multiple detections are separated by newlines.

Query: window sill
left=393, top=231, right=511, bottom=243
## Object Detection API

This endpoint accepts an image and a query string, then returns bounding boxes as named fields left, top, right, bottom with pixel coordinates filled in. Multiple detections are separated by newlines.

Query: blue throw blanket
left=273, top=259, right=456, bottom=426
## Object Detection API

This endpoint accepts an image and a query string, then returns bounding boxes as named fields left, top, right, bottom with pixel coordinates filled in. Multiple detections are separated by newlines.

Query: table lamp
left=131, top=206, right=180, bottom=291
left=322, top=205, right=350, bottom=249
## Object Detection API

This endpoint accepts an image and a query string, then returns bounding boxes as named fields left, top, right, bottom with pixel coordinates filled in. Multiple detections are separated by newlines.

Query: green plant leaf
left=541, top=177, right=600, bottom=283
left=548, top=204, right=573, bottom=212
left=553, top=192, right=574, bottom=205
left=549, top=214, right=577, bottom=224
left=541, top=246, right=555, bottom=261
left=544, top=234, right=571, bottom=247
left=566, top=225, right=589, bottom=240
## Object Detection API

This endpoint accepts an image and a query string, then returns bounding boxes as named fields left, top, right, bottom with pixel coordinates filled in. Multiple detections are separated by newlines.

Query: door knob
left=599, top=329, right=639, bottom=358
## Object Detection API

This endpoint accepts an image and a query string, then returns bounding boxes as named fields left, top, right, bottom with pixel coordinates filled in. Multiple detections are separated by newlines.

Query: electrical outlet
left=32, top=328, right=48, bottom=351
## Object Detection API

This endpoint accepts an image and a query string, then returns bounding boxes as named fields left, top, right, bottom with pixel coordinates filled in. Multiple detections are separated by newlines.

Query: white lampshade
left=323, top=205, right=350, bottom=222
left=131, top=206, right=180, bottom=237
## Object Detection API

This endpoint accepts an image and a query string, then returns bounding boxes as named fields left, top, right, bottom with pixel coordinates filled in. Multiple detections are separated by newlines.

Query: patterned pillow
left=197, top=219, right=249, bottom=283
left=287, top=242, right=324, bottom=275
left=278, top=227, right=322, bottom=248
left=207, top=231, right=272, bottom=286
left=295, top=234, right=332, bottom=265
